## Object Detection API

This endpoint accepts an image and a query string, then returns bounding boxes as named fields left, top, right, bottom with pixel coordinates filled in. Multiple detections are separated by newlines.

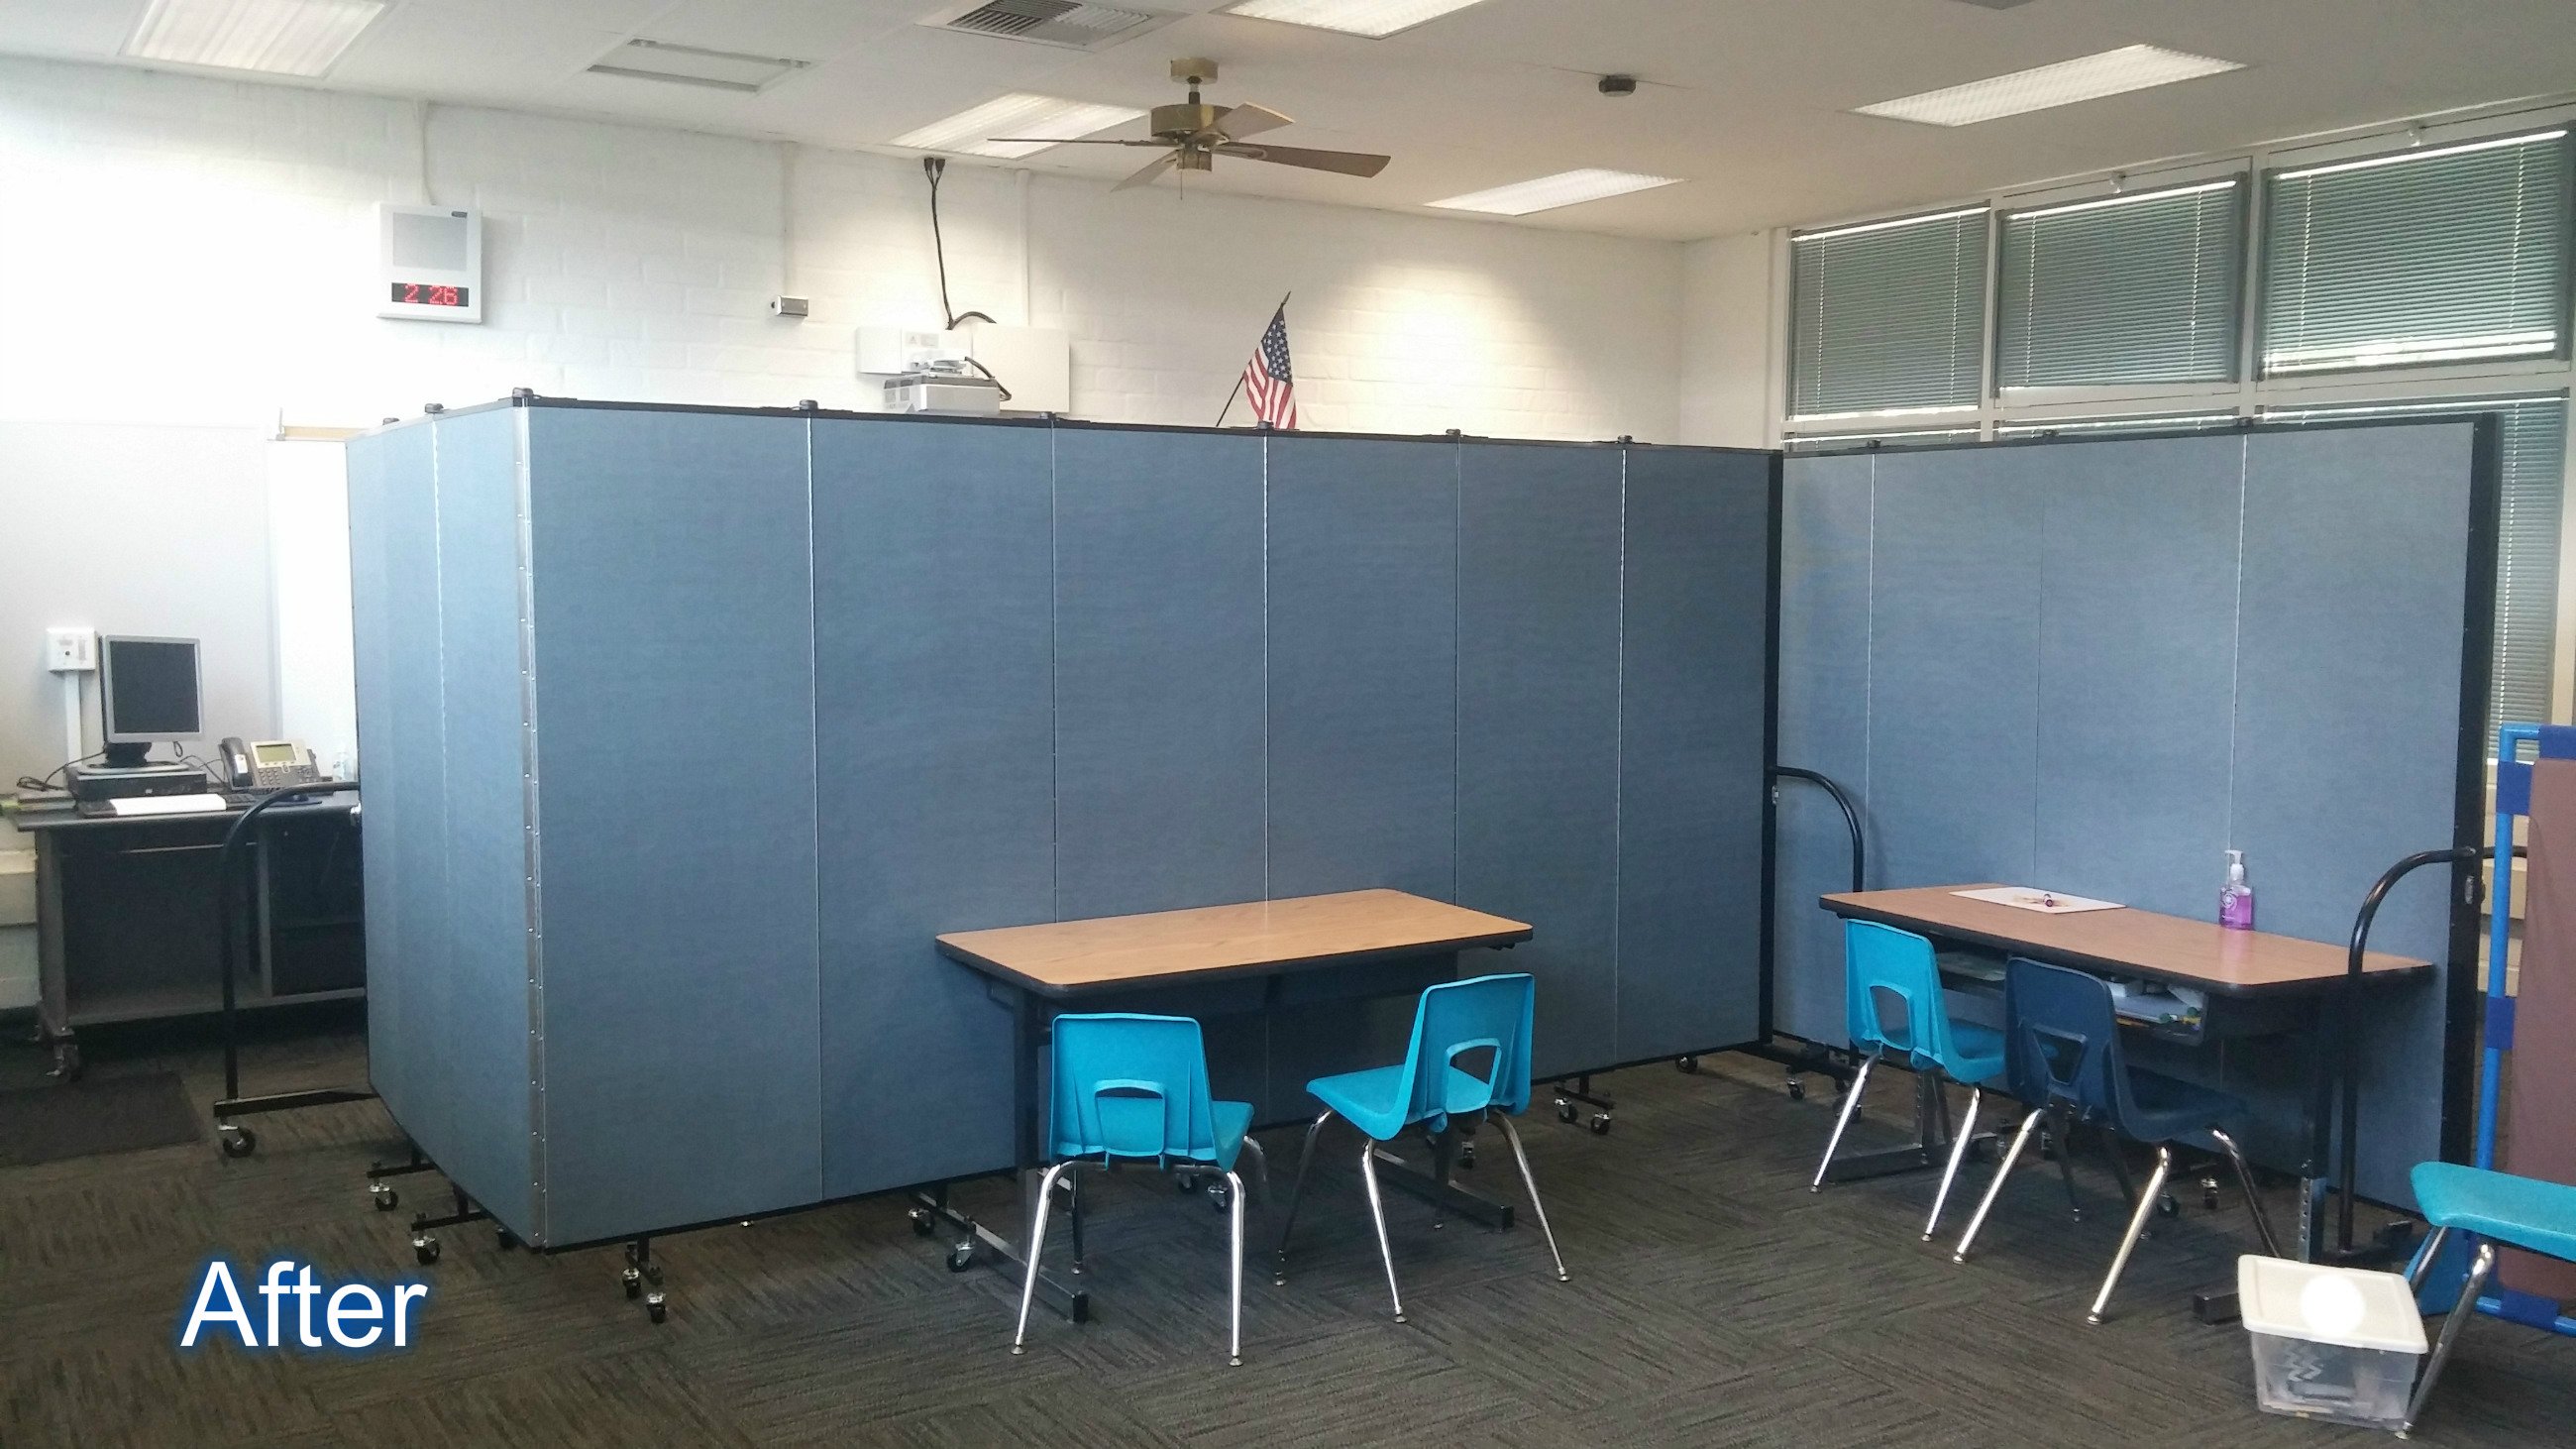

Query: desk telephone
left=220, top=737, right=327, bottom=792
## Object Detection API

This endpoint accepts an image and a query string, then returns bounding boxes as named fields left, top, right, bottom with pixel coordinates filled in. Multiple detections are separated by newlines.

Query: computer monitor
left=99, top=635, right=202, bottom=768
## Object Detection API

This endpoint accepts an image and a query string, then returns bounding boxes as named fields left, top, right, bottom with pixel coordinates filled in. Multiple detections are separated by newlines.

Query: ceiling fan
left=992, top=59, right=1392, bottom=191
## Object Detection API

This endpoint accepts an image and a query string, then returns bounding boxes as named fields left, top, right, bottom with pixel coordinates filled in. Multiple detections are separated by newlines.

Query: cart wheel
left=1786, top=1076, right=1806, bottom=1101
left=908, top=1206, right=935, bottom=1238
left=1677, top=1056, right=1700, bottom=1074
left=622, top=1267, right=642, bottom=1298
left=53, top=1044, right=83, bottom=1082
left=1589, top=1114, right=1612, bottom=1136
left=220, top=1126, right=257, bottom=1159
left=413, top=1235, right=441, bottom=1266
left=2158, top=1193, right=2181, bottom=1219
left=948, top=1241, right=976, bottom=1274
left=1556, top=1098, right=1575, bottom=1124
left=645, top=1292, right=667, bottom=1324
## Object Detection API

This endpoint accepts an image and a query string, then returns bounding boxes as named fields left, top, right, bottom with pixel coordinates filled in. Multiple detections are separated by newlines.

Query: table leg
left=2194, top=997, right=2340, bottom=1325
left=915, top=987, right=1089, bottom=1323
left=1372, top=1123, right=1516, bottom=1231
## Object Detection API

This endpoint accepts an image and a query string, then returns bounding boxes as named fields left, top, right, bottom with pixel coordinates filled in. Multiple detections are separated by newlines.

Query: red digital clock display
left=389, top=281, right=470, bottom=307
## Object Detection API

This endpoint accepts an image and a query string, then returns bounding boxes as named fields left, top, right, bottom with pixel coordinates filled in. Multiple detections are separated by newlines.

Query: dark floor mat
left=0, top=1070, right=201, bottom=1167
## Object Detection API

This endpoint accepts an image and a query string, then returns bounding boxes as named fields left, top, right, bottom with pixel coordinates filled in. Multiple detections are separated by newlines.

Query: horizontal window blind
left=1784, top=427, right=1981, bottom=454
left=1997, top=179, right=2244, bottom=390
left=2262, top=129, right=2573, bottom=375
left=1994, top=412, right=2240, bottom=438
left=2264, top=394, right=2569, bottom=733
left=1790, top=208, right=1990, bottom=418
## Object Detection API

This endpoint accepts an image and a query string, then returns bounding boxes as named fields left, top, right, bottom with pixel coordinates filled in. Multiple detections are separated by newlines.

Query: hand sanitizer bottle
left=2219, top=849, right=2255, bottom=931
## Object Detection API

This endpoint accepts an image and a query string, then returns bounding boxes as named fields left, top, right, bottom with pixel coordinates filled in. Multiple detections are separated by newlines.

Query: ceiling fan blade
left=1113, top=152, right=1181, bottom=191
left=1215, top=143, right=1391, bottom=178
left=986, top=137, right=1169, bottom=147
left=1213, top=103, right=1293, bottom=142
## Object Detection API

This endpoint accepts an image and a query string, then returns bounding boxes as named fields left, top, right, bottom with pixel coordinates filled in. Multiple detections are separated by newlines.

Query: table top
left=936, top=888, right=1534, bottom=998
left=1820, top=884, right=2432, bottom=997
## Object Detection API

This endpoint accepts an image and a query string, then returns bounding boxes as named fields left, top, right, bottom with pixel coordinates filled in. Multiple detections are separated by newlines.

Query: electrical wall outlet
left=46, top=627, right=95, bottom=673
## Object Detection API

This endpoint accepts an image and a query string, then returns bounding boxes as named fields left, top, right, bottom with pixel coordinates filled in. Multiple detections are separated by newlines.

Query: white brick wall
left=0, top=56, right=1684, bottom=442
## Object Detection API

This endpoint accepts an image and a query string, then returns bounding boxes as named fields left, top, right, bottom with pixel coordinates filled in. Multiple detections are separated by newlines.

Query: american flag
left=1239, top=304, right=1297, bottom=429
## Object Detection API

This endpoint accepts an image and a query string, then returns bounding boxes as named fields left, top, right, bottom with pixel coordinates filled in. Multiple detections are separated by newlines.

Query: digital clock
left=389, top=281, right=470, bottom=307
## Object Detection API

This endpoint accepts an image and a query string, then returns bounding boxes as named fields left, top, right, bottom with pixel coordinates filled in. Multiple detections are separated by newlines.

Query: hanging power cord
left=921, top=157, right=1012, bottom=402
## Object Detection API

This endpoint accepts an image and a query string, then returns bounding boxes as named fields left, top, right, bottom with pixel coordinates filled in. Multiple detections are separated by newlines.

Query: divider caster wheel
left=413, top=1234, right=441, bottom=1266
left=51, top=1043, right=81, bottom=1082
left=2200, top=1176, right=2222, bottom=1211
left=1458, top=1141, right=1476, bottom=1170
left=497, top=1228, right=519, bottom=1251
left=1786, top=1076, right=1806, bottom=1101
left=908, top=1206, right=935, bottom=1238
left=371, top=1182, right=399, bottom=1212
left=645, top=1291, right=667, bottom=1324
left=1555, top=1097, right=1575, bottom=1124
left=2158, top=1193, right=2182, bottom=1219
left=219, top=1125, right=257, bottom=1159
left=1208, top=1182, right=1231, bottom=1213
left=947, top=1241, right=976, bottom=1274
left=622, top=1267, right=642, bottom=1299
left=1588, top=1114, right=1612, bottom=1137
left=1677, top=1056, right=1700, bottom=1074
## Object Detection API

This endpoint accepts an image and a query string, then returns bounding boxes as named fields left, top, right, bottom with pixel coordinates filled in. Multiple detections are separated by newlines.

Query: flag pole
left=1216, top=291, right=1292, bottom=427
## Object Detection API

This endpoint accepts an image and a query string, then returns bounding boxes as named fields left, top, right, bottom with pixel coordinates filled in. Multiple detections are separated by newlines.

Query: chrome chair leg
left=1240, top=1134, right=1274, bottom=1206
left=1357, top=1139, right=1407, bottom=1323
left=1955, top=1107, right=2045, bottom=1263
left=2088, top=1144, right=2172, bottom=1324
left=2407, top=1226, right=2453, bottom=1291
left=1495, top=1115, right=1568, bottom=1282
left=1811, top=1052, right=1878, bottom=1191
left=1274, top=1109, right=1334, bottom=1285
left=2402, top=1240, right=2497, bottom=1436
left=1012, top=1161, right=1071, bottom=1355
left=1224, top=1169, right=1246, bottom=1367
left=2204, top=1126, right=2281, bottom=1258
left=1924, top=1086, right=1982, bottom=1241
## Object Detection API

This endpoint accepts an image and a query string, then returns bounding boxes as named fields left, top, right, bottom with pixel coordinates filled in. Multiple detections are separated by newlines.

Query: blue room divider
left=347, top=399, right=1778, bottom=1248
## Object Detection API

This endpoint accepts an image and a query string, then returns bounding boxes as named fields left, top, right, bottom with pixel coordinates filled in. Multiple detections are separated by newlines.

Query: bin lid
left=2237, top=1255, right=2428, bottom=1354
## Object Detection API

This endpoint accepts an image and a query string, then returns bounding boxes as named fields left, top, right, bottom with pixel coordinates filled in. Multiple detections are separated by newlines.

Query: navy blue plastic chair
left=1273, top=973, right=1565, bottom=1322
left=1813, top=921, right=2008, bottom=1240
left=1013, top=1013, right=1269, bottom=1365
left=1953, top=957, right=2280, bottom=1323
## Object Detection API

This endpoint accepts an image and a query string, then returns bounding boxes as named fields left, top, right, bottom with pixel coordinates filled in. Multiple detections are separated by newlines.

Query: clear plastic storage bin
left=2237, top=1255, right=2429, bottom=1430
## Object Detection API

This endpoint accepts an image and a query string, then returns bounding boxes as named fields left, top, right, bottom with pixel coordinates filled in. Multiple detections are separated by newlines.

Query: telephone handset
left=220, top=736, right=325, bottom=791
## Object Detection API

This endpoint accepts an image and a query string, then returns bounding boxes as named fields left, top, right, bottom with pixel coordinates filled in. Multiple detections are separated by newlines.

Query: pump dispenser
left=2220, top=849, right=2255, bottom=931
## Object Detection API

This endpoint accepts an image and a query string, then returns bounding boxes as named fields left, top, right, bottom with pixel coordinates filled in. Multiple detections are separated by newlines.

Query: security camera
left=1598, top=74, right=1638, bottom=97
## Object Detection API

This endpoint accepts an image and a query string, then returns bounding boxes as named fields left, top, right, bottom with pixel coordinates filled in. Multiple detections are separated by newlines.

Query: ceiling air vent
left=919, top=0, right=1172, bottom=52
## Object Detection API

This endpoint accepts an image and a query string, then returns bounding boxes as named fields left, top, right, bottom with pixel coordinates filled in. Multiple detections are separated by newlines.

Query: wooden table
left=1819, top=884, right=2433, bottom=1320
left=927, top=889, right=1532, bottom=1320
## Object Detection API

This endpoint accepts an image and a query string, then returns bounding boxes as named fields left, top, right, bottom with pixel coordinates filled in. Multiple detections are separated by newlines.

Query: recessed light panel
left=1427, top=168, right=1679, bottom=217
left=890, top=93, right=1146, bottom=160
left=125, top=0, right=385, bottom=77
left=1225, top=0, right=1491, bottom=40
left=1856, top=44, right=2242, bottom=127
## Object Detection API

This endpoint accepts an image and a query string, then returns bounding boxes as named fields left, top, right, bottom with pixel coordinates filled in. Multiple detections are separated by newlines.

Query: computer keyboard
left=78, top=793, right=230, bottom=819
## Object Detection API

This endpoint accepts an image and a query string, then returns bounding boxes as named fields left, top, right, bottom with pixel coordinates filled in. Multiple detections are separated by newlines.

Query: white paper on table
left=1950, top=886, right=2124, bottom=915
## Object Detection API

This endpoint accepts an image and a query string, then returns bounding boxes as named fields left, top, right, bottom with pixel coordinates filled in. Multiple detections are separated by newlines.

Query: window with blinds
left=1789, top=207, right=1990, bottom=419
left=1994, top=412, right=2239, bottom=438
left=1995, top=178, right=2244, bottom=390
left=2261, top=129, right=2573, bottom=376
left=2263, top=394, right=2569, bottom=733
left=1783, top=426, right=1982, bottom=454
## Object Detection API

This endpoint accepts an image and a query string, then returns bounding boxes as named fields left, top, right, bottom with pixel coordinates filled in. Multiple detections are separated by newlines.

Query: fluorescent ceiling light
left=125, top=0, right=384, bottom=77
left=1856, top=44, right=2242, bottom=127
left=1427, top=168, right=1678, bottom=216
left=890, top=93, right=1145, bottom=160
left=1225, top=0, right=1491, bottom=40
left=589, top=40, right=811, bottom=94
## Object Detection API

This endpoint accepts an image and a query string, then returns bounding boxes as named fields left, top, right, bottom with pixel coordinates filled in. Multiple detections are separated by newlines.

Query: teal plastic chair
left=2401, top=1163, right=2576, bottom=1433
left=1813, top=921, right=2008, bottom=1240
left=1273, top=973, right=1566, bottom=1322
left=1013, top=1013, right=1269, bottom=1366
